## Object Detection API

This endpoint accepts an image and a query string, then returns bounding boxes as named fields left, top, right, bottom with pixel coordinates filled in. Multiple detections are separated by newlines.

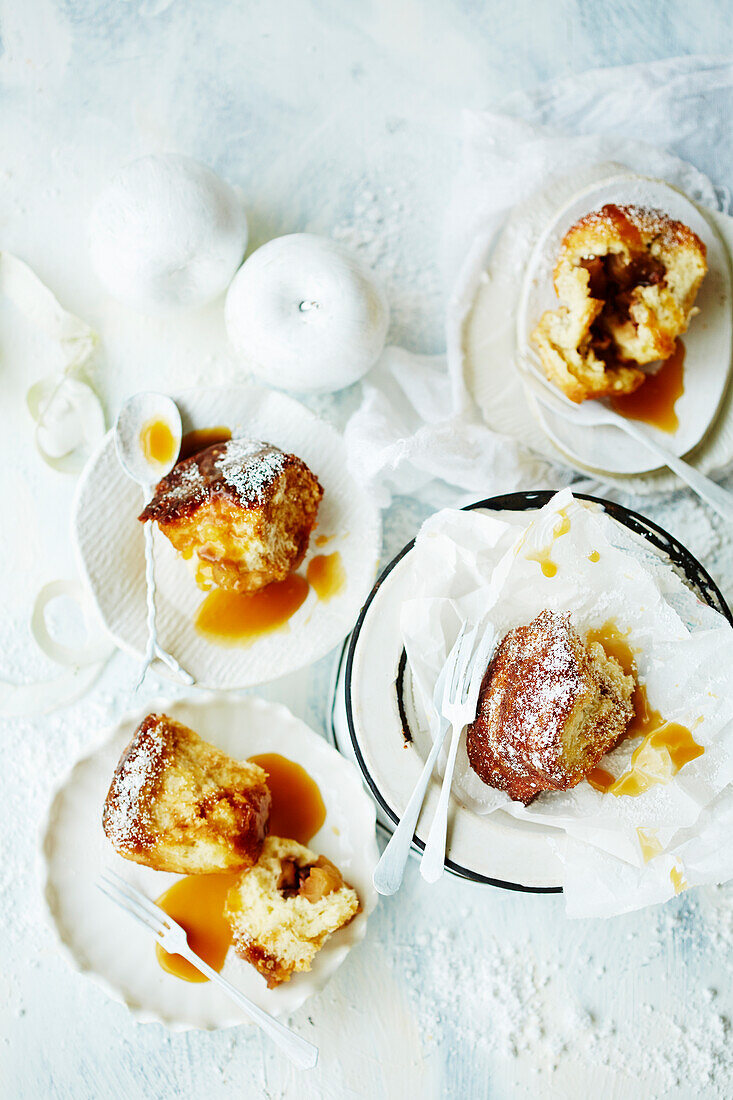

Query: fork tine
left=96, top=882, right=164, bottom=937
left=441, top=622, right=468, bottom=709
left=99, top=873, right=170, bottom=933
left=98, top=874, right=164, bottom=926
left=101, top=871, right=172, bottom=924
left=465, top=625, right=497, bottom=710
left=102, top=869, right=172, bottom=927
left=456, top=624, right=480, bottom=703
left=451, top=623, right=475, bottom=694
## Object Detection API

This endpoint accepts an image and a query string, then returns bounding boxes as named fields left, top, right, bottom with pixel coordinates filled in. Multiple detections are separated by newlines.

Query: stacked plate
left=458, top=173, right=733, bottom=487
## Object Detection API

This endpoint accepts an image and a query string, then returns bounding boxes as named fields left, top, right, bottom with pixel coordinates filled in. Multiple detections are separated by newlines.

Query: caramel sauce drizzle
left=248, top=752, right=326, bottom=845
left=525, top=509, right=571, bottom=578
left=306, top=552, right=345, bottom=602
left=178, top=425, right=232, bottom=461
left=636, top=826, right=663, bottom=863
left=584, top=621, right=704, bottom=798
left=195, top=552, right=345, bottom=646
left=155, top=755, right=325, bottom=983
left=611, top=340, right=685, bottom=434
left=195, top=574, right=310, bottom=645
left=670, top=866, right=688, bottom=895
left=155, top=873, right=238, bottom=983
left=140, top=419, right=177, bottom=467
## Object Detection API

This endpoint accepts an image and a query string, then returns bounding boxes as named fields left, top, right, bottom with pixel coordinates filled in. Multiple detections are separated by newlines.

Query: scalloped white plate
left=72, top=384, right=381, bottom=689
left=42, top=694, right=379, bottom=1030
left=516, top=174, right=732, bottom=475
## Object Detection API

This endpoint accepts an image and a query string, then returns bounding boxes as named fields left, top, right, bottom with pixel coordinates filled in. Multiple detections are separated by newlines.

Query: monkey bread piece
left=466, top=610, right=635, bottom=805
left=138, top=438, right=324, bottom=593
left=224, top=836, right=361, bottom=988
left=531, top=204, right=707, bottom=403
left=102, top=713, right=271, bottom=873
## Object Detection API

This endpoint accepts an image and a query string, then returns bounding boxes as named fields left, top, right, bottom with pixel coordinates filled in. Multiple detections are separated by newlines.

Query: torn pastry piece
left=102, top=713, right=270, bottom=873
left=466, top=610, right=634, bottom=805
left=224, top=836, right=360, bottom=987
left=531, top=204, right=707, bottom=402
left=139, top=438, right=323, bottom=593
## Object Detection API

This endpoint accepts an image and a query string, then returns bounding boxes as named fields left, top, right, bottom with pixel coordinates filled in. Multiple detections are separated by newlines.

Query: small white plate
left=516, top=174, right=733, bottom=475
left=72, top=384, right=381, bottom=689
left=42, top=694, right=379, bottom=1030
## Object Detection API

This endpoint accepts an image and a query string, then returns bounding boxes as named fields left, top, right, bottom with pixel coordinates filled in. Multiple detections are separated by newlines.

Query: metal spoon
left=114, top=391, right=194, bottom=687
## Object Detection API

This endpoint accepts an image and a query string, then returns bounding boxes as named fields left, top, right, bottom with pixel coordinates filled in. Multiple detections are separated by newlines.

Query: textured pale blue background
left=2, top=3, right=733, bottom=1098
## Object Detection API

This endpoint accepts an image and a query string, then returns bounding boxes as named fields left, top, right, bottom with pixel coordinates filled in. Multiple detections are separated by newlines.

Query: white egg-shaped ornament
left=224, top=233, right=389, bottom=393
left=88, top=154, right=248, bottom=313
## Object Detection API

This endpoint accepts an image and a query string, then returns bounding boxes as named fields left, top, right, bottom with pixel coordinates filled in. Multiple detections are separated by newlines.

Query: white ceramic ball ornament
left=224, top=233, right=389, bottom=393
left=89, top=154, right=248, bottom=313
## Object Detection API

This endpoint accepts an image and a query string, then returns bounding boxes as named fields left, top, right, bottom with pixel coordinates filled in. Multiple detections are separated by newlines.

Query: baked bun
left=224, top=836, right=360, bottom=987
left=531, top=204, right=707, bottom=402
left=139, top=438, right=323, bottom=593
left=103, top=713, right=270, bottom=873
left=466, top=610, right=634, bottom=805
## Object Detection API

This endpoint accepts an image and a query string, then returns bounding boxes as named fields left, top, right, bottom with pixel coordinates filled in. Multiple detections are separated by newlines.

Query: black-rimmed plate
left=332, top=492, right=731, bottom=893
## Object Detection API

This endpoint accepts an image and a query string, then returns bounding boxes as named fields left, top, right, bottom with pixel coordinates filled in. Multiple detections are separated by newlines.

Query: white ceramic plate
left=339, top=499, right=729, bottom=892
left=72, top=384, right=381, bottom=689
left=457, top=167, right=733, bottom=490
left=42, top=694, right=379, bottom=1029
left=516, top=174, right=733, bottom=475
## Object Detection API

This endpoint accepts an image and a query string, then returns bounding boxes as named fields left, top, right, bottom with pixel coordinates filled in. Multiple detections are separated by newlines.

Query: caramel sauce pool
left=195, top=573, right=310, bottom=644
left=155, top=755, right=326, bottom=982
left=611, top=340, right=685, bottom=433
left=195, top=552, right=344, bottom=645
left=584, top=620, right=704, bottom=797
left=178, top=425, right=232, bottom=461
left=306, top=552, right=345, bottom=601
left=155, top=872, right=238, bottom=982
left=249, top=752, right=326, bottom=844
left=140, top=419, right=177, bottom=467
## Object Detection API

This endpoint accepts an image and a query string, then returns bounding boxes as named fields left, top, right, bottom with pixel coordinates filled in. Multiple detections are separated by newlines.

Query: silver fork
left=97, top=869, right=318, bottom=1069
left=517, top=354, right=733, bottom=521
left=419, top=621, right=498, bottom=884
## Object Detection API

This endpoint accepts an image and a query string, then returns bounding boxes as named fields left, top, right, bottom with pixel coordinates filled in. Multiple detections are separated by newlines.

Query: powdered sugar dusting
left=102, top=717, right=167, bottom=852
left=469, top=611, right=583, bottom=790
left=467, top=607, right=635, bottom=803
left=564, top=202, right=705, bottom=256
left=160, top=459, right=207, bottom=504
left=394, top=913, right=733, bottom=1096
left=213, top=439, right=287, bottom=506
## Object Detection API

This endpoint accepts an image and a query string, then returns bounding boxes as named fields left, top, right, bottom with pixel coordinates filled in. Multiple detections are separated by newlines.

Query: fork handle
left=136, top=519, right=195, bottom=688
left=176, top=945, right=318, bottom=1069
left=619, top=421, right=733, bottom=521
left=373, top=718, right=449, bottom=895
left=420, top=721, right=463, bottom=884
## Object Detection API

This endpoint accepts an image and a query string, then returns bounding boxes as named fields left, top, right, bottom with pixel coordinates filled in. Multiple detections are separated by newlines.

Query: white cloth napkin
left=343, top=346, right=565, bottom=509
left=345, top=56, right=733, bottom=507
